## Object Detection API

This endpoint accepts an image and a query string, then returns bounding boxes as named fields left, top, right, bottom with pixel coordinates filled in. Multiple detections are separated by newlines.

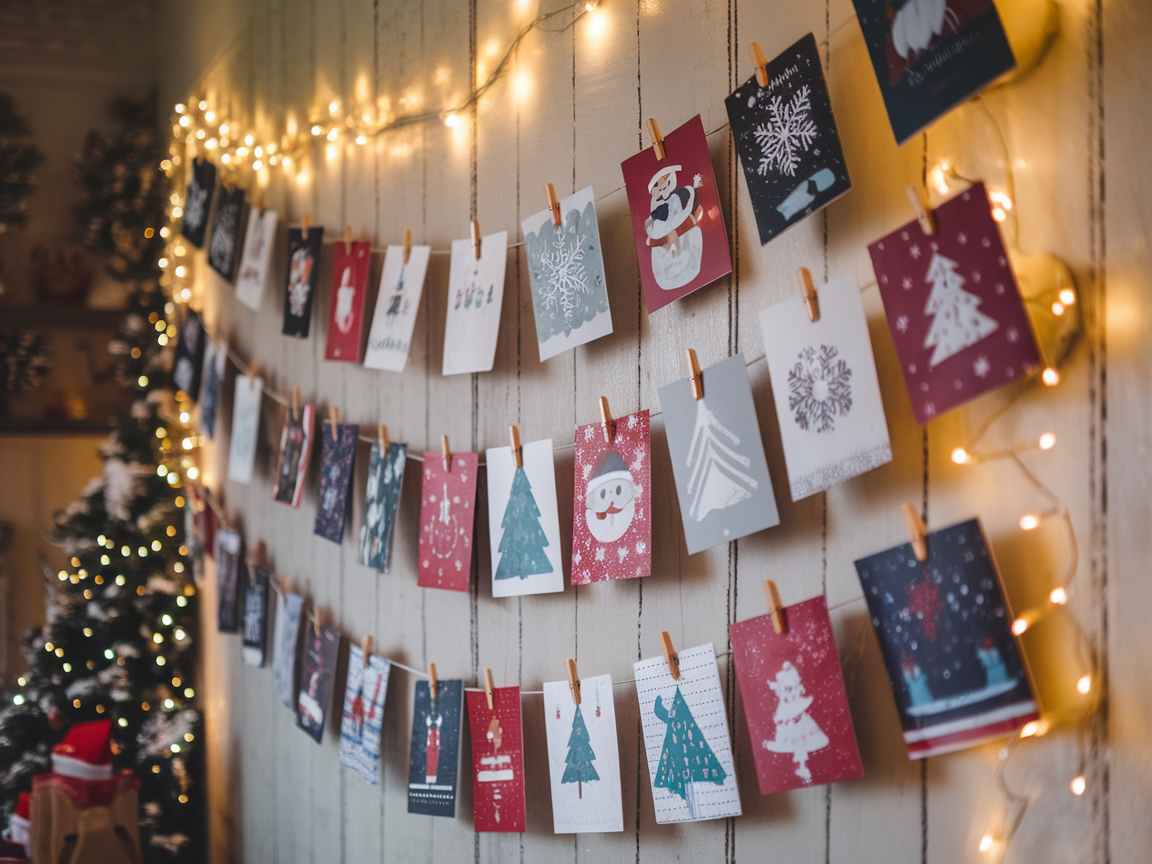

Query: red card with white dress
left=417, top=451, right=478, bottom=592
left=466, top=686, right=526, bottom=833
left=324, top=241, right=372, bottom=362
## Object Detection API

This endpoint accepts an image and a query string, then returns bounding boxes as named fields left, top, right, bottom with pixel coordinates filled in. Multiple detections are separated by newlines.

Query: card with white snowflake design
left=418, top=450, right=479, bottom=592
left=759, top=273, right=892, bottom=501
left=282, top=226, right=324, bottom=338
left=235, top=208, right=278, bottom=310
left=658, top=353, right=779, bottom=555
left=358, top=441, right=406, bottom=570
left=523, top=186, right=613, bottom=361
left=571, top=409, right=650, bottom=584
left=314, top=422, right=359, bottom=543
left=854, top=518, right=1039, bottom=758
left=621, top=114, right=732, bottom=314
left=324, top=241, right=372, bottom=362
left=442, top=231, right=508, bottom=375
left=227, top=374, right=263, bottom=484
left=868, top=183, right=1040, bottom=424
left=207, top=184, right=245, bottom=281
left=725, top=33, right=851, bottom=246
left=172, top=308, right=206, bottom=401
left=181, top=157, right=216, bottom=248
left=363, top=243, right=431, bottom=372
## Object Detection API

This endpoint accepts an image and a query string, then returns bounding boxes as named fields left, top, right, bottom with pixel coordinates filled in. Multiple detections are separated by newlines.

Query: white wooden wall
left=155, top=0, right=1152, bottom=860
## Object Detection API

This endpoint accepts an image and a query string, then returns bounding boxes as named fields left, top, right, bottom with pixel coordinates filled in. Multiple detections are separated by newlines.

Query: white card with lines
left=634, top=643, right=741, bottom=823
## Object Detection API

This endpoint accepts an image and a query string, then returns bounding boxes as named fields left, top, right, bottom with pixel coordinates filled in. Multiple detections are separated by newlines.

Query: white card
left=363, top=244, right=431, bottom=372
left=442, top=231, right=508, bottom=375
left=485, top=438, right=564, bottom=597
left=227, top=374, right=263, bottom=484
left=273, top=591, right=304, bottom=709
left=759, top=273, right=892, bottom=500
left=234, top=208, right=278, bottom=310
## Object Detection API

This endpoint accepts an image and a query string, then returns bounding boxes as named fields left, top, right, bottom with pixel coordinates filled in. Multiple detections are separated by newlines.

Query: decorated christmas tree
left=0, top=93, right=43, bottom=235
left=922, top=252, right=998, bottom=367
left=561, top=704, right=598, bottom=798
left=494, top=466, right=552, bottom=580
left=762, top=661, right=829, bottom=783
left=653, top=688, right=726, bottom=818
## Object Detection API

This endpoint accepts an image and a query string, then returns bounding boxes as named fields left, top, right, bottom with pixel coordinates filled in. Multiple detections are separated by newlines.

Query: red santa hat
left=51, top=719, right=114, bottom=780
left=7, top=791, right=30, bottom=857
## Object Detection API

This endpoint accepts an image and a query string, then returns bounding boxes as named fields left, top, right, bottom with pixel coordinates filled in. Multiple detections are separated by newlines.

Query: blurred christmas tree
left=0, top=93, right=44, bottom=291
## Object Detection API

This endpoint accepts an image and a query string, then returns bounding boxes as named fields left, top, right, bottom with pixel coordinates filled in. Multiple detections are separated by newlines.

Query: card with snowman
left=325, top=240, right=372, bottom=362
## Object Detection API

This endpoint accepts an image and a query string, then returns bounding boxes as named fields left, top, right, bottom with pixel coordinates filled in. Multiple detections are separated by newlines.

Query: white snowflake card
left=634, top=643, right=741, bottom=823
left=442, top=230, right=508, bottom=375
left=363, top=243, right=432, bottom=372
left=485, top=438, right=564, bottom=597
left=759, top=273, right=892, bottom=501
left=235, top=208, right=278, bottom=310
left=227, top=374, right=263, bottom=484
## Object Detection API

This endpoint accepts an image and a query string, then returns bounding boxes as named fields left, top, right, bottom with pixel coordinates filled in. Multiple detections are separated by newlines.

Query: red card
left=621, top=114, right=732, bottom=313
left=868, top=183, right=1040, bottom=423
left=571, top=410, right=650, bottom=584
left=466, top=687, right=526, bottom=833
left=324, top=241, right=372, bottom=362
left=417, top=451, right=478, bottom=592
left=729, top=596, right=863, bottom=795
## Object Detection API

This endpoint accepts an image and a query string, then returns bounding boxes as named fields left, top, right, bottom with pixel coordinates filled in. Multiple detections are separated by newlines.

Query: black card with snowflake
left=181, top=157, right=216, bottom=248
left=207, top=184, right=244, bottom=281
left=725, top=34, right=851, bottom=246
left=854, top=518, right=1039, bottom=759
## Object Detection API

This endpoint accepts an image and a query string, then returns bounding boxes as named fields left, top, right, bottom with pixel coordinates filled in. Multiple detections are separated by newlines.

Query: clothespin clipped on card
left=471, top=220, right=482, bottom=261
left=484, top=668, right=495, bottom=710
left=379, top=424, right=389, bottom=452
left=329, top=405, right=340, bottom=441
left=763, top=580, right=786, bottom=635
left=248, top=361, right=259, bottom=383
left=905, top=185, right=936, bottom=236
left=546, top=183, right=561, bottom=227
left=251, top=540, right=268, bottom=570
left=302, top=212, right=311, bottom=237
left=428, top=662, right=438, bottom=701
left=362, top=634, right=373, bottom=668
left=509, top=425, right=523, bottom=469
left=647, top=118, right=666, bottom=161
left=797, top=267, right=820, bottom=322
left=313, top=607, right=321, bottom=638
left=902, top=502, right=928, bottom=562
left=344, top=225, right=354, bottom=256
left=659, top=631, right=681, bottom=680
left=685, top=348, right=704, bottom=400
left=566, top=659, right=582, bottom=705
left=403, top=227, right=412, bottom=265
left=749, top=42, right=769, bottom=87
left=599, top=396, right=615, bottom=444
left=441, top=434, right=452, bottom=472
left=291, top=386, right=301, bottom=421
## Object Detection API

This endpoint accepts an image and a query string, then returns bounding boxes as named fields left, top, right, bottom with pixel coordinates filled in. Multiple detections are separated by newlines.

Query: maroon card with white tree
left=417, top=451, right=478, bottom=592
left=868, top=183, right=1040, bottom=424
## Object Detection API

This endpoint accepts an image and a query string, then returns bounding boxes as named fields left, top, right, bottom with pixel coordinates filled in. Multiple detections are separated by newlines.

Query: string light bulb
left=311, top=125, right=322, bottom=136
left=204, top=110, right=216, bottom=122
left=1042, top=367, right=1060, bottom=386
left=1070, top=775, right=1086, bottom=795
left=1019, top=514, right=1041, bottom=531
left=951, top=447, right=969, bottom=465
left=326, top=128, right=338, bottom=141
left=444, top=113, right=460, bottom=128
left=1077, top=675, right=1092, bottom=694
left=1039, top=433, right=1056, bottom=450
left=178, top=115, right=191, bottom=128
left=1051, top=301, right=1065, bottom=316
left=174, top=103, right=186, bottom=114
left=197, top=100, right=207, bottom=110
left=1059, top=288, right=1076, bottom=305
left=1050, top=586, right=1068, bottom=604
left=989, top=191, right=1014, bottom=223
left=979, top=834, right=995, bottom=853
left=1012, top=617, right=1030, bottom=636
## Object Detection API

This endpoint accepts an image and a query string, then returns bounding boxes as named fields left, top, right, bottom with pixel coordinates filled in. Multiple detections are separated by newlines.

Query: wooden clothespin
left=428, top=662, right=438, bottom=701
left=344, top=225, right=354, bottom=256
left=378, top=424, right=389, bottom=452
left=302, top=212, right=311, bottom=237
left=905, top=185, right=936, bottom=236
left=599, top=396, right=615, bottom=444
left=749, top=42, right=769, bottom=87
left=313, top=607, right=321, bottom=638
left=685, top=348, right=704, bottom=400
left=546, top=183, right=561, bottom=227
left=471, top=220, right=481, bottom=261
left=253, top=540, right=268, bottom=569
left=248, top=361, right=259, bottom=382
left=566, top=658, right=581, bottom=705
left=441, top=434, right=452, bottom=472
left=647, top=118, right=666, bottom=161
left=659, top=631, right=680, bottom=681
left=329, top=405, right=340, bottom=441
left=902, top=502, right=928, bottom=562
left=291, top=386, right=301, bottom=421
left=797, top=267, right=820, bottom=322
left=403, top=227, right=412, bottom=264
left=509, top=425, right=523, bottom=469
left=763, top=580, right=786, bottom=635
left=362, top=634, right=373, bottom=667
left=484, top=668, right=495, bottom=710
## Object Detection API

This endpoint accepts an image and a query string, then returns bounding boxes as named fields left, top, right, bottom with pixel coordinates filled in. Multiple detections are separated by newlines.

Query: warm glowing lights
left=989, top=191, right=1013, bottom=223
left=1077, top=675, right=1092, bottom=694
left=1019, top=720, right=1040, bottom=737
left=156, top=656, right=166, bottom=666
left=1042, top=367, right=1060, bottom=386
left=1050, top=586, right=1068, bottom=605
left=119, top=717, right=128, bottom=727
left=951, top=447, right=969, bottom=465
left=158, top=257, right=169, bottom=269
left=282, top=156, right=292, bottom=167
left=204, top=138, right=217, bottom=150
left=513, top=72, right=532, bottom=100
left=1012, top=617, right=1030, bottom=636
left=182, top=437, right=194, bottom=450
left=355, top=135, right=367, bottom=145
left=197, top=100, right=208, bottom=110
left=1019, top=514, right=1041, bottom=531
left=12, top=695, right=23, bottom=706
left=171, top=206, right=183, bottom=218
left=160, top=226, right=170, bottom=238
left=174, top=265, right=187, bottom=277
left=444, top=113, right=460, bottom=128
left=1052, top=301, right=1065, bottom=316
left=195, top=129, right=206, bottom=140
left=180, top=287, right=192, bottom=301
left=1070, top=775, right=1086, bottom=795
left=174, top=103, right=186, bottom=114
left=252, top=160, right=263, bottom=170
left=329, top=100, right=340, bottom=115
left=178, top=115, right=191, bottom=128
left=1059, top=288, right=1076, bottom=305
left=979, top=834, right=994, bottom=852
left=175, top=628, right=187, bottom=641
left=326, top=127, right=339, bottom=141
left=930, top=162, right=950, bottom=195
left=204, top=110, right=216, bottom=122
left=235, top=146, right=249, bottom=157
left=1039, top=432, right=1056, bottom=450
left=165, top=699, right=175, bottom=710
left=221, top=153, right=232, bottom=164
left=186, top=466, right=200, bottom=480
left=311, top=124, right=322, bottom=136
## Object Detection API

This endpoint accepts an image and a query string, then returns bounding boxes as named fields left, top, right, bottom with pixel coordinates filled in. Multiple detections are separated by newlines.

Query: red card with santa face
left=466, top=686, right=526, bottom=833
left=417, top=451, right=478, bottom=592
left=621, top=115, right=732, bottom=314
left=868, top=183, right=1040, bottom=424
left=571, top=409, right=650, bottom=584
left=729, top=596, right=863, bottom=795
left=324, top=241, right=372, bottom=362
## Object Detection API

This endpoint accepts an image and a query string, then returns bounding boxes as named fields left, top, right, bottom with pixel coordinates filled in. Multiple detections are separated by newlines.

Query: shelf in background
left=0, top=306, right=126, bottom=330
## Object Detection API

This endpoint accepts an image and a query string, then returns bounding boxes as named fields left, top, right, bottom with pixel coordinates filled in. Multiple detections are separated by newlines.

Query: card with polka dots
left=417, top=450, right=478, bottom=592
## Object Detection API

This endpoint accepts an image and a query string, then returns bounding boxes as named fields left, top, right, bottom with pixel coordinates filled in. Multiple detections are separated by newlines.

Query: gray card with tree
left=658, top=353, right=779, bottom=554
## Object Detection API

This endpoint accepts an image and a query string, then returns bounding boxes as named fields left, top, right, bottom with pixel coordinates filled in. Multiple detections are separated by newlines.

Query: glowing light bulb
left=282, top=156, right=292, bottom=167
left=244, top=134, right=254, bottom=146
left=158, top=257, right=169, bottom=269
left=153, top=633, right=164, bottom=644
left=355, top=135, right=367, bottom=145
left=1019, top=514, right=1041, bottom=531
left=198, top=100, right=208, bottom=110
left=186, top=466, right=200, bottom=480
left=165, top=699, right=175, bottom=710
left=1059, top=288, right=1076, bottom=305
left=1042, top=367, right=1060, bottom=386
left=1012, top=618, right=1030, bottom=636
left=184, top=687, right=195, bottom=698
left=13, top=695, right=24, bottom=706
left=204, top=138, right=217, bottom=150
left=235, top=146, right=249, bottom=157
left=156, top=656, right=166, bottom=666
left=175, top=628, right=186, bottom=641
left=326, top=128, right=338, bottom=141
left=138, top=375, right=149, bottom=387
left=175, top=103, right=186, bottom=114
left=174, top=265, right=187, bottom=277
left=252, top=160, right=263, bottom=170
left=221, top=153, right=231, bottom=164
left=951, top=447, right=969, bottom=465
left=254, top=146, right=263, bottom=157
left=329, top=100, right=340, bottom=115
left=180, top=288, right=192, bottom=301
left=178, top=115, right=191, bottom=128
left=119, top=718, right=128, bottom=727
left=195, top=129, right=206, bottom=140
left=1039, top=433, right=1056, bottom=450
left=219, top=124, right=229, bottom=135
left=444, top=113, right=460, bottom=128
left=1070, top=775, right=1086, bottom=795
left=1052, top=301, right=1065, bottom=316
left=1020, top=720, right=1040, bottom=737
left=311, top=124, right=322, bottom=136
left=182, top=437, right=193, bottom=450
left=204, top=110, right=215, bottom=122
left=979, top=834, right=994, bottom=852
left=1050, top=587, right=1068, bottom=604
left=1077, top=675, right=1092, bottom=694
left=172, top=206, right=183, bottom=218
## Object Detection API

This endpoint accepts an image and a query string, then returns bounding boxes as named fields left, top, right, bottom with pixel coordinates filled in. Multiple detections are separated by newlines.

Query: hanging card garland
left=282, top=227, right=324, bottom=338
left=207, top=184, right=244, bottom=281
left=181, top=157, right=216, bottom=248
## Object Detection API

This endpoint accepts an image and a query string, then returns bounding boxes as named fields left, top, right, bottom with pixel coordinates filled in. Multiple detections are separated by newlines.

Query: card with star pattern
left=418, top=450, right=479, bottom=592
left=313, top=422, right=359, bottom=543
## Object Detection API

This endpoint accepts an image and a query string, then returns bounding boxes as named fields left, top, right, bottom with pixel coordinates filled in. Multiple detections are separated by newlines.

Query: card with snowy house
left=522, top=186, right=613, bottom=361
left=273, top=590, right=305, bottom=709
left=418, top=450, right=479, bottom=592
left=407, top=679, right=464, bottom=817
left=172, top=308, right=206, bottom=401
left=571, top=409, right=650, bottom=584
left=241, top=565, right=271, bottom=667
left=634, top=643, right=741, bottom=823
left=729, top=596, right=863, bottom=795
left=296, top=623, right=340, bottom=744
left=226, top=374, right=263, bottom=484
left=282, top=226, right=324, bottom=338
left=339, top=646, right=392, bottom=785
left=272, top=403, right=314, bottom=507
left=621, top=114, right=732, bottom=314
left=486, top=438, right=564, bottom=597
left=442, top=231, right=508, bottom=375
left=207, top=184, right=245, bottom=281
left=324, top=241, right=372, bottom=362
left=759, top=273, right=892, bottom=501
left=725, top=33, right=851, bottom=245
left=466, top=686, right=526, bottom=832
left=658, top=353, right=779, bottom=554
left=358, top=442, right=407, bottom=570
left=854, top=518, right=1040, bottom=758
left=853, top=0, right=1016, bottom=144
left=313, top=422, right=359, bottom=543
left=213, top=529, right=243, bottom=633
left=543, top=674, right=624, bottom=833
left=868, top=183, right=1039, bottom=424
left=363, top=242, right=431, bottom=372
left=235, top=207, right=278, bottom=310
left=181, top=157, right=216, bottom=248
left=198, top=338, right=226, bottom=438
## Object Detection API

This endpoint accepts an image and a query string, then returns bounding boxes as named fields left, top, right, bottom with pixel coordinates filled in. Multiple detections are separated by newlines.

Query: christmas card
left=417, top=450, right=479, bottom=592
left=296, top=623, right=340, bottom=743
left=313, top=422, right=359, bottom=543
left=658, top=353, right=779, bottom=554
left=621, top=114, right=732, bottom=314
left=543, top=674, right=623, bottom=834
left=853, top=0, right=1016, bottom=144
left=271, top=403, right=314, bottom=508
left=358, top=441, right=407, bottom=570
left=282, top=227, right=324, bottom=338
left=486, top=438, right=564, bottom=597
left=363, top=243, right=431, bottom=372
left=523, top=186, right=613, bottom=361
left=273, top=591, right=305, bottom=709
left=226, top=374, right=263, bottom=485
left=207, top=184, right=245, bottom=281
left=759, top=273, right=892, bottom=501
left=213, top=529, right=243, bottom=633
left=729, top=596, right=863, bottom=795
left=324, top=241, right=372, bottom=362
left=183, top=491, right=206, bottom=583
left=407, top=679, right=464, bottom=817
left=634, top=643, right=741, bottom=823
left=198, top=338, right=226, bottom=438
left=466, top=686, right=526, bottom=832
left=241, top=565, right=271, bottom=667
left=571, top=409, right=651, bottom=584
left=442, top=231, right=508, bottom=375
left=854, top=518, right=1039, bottom=758
left=868, top=183, right=1039, bottom=424
left=725, top=33, right=852, bottom=245
left=339, top=647, right=392, bottom=785
left=235, top=207, right=279, bottom=310
left=181, top=157, right=216, bottom=248
left=172, top=308, right=206, bottom=401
